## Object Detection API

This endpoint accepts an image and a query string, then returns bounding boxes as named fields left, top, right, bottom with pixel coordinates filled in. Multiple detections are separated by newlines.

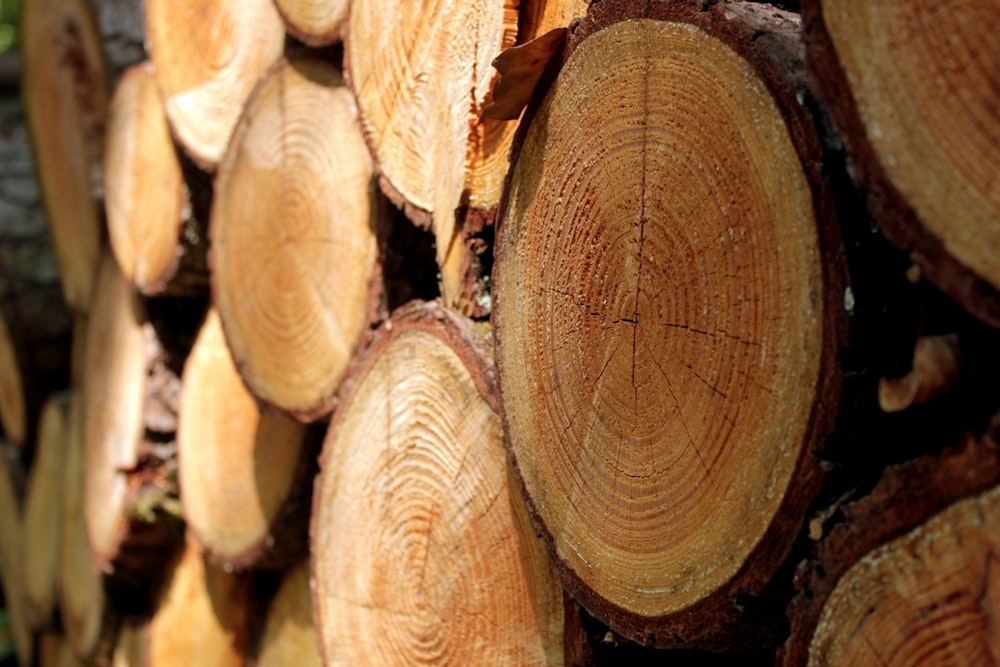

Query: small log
left=0, top=317, right=25, bottom=448
left=178, top=308, right=316, bottom=570
left=80, top=255, right=184, bottom=587
left=23, top=393, right=71, bottom=629
left=274, top=0, right=347, bottom=46
left=783, top=424, right=1000, bottom=666
left=0, top=442, right=31, bottom=667
left=802, top=0, right=1000, bottom=328
left=123, top=533, right=250, bottom=667
left=493, top=0, right=845, bottom=648
left=211, top=56, right=379, bottom=421
left=38, top=631, right=84, bottom=667
left=58, top=396, right=107, bottom=660
left=145, top=0, right=286, bottom=169
left=105, top=62, right=206, bottom=297
left=254, top=561, right=321, bottom=667
left=346, top=0, right=518, bottom=314
left=21, top=0, right=107, bottom=311
left=311, top=301, right=564, bottom=666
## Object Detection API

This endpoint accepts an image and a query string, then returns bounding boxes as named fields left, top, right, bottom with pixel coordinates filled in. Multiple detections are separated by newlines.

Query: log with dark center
left=803, top=0, right=1000, bottom=328
left=492, top=0, right=845, bottom=648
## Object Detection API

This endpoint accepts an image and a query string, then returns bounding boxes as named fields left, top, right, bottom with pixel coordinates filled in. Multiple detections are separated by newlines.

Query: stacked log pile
left=1, top=0, right=997, bottom=665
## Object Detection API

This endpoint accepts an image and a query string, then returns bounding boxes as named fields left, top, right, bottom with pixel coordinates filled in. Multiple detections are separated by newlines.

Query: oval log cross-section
left=211, top=57, right=378, bottom=422
left=492, top=1, right=843, bottom=647
left=311, top=301, right=563, bottom=666
left=804, top=0, right=1000, bottom=328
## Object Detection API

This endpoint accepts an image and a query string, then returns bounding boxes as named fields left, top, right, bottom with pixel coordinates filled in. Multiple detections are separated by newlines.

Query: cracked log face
left=347, top=0, right=517, bottom=309
left=493, top=4, right=839, bottom=645
left=808, top=484, right=1000, bottom=665
left=805, top=0, right=1000, bottom=326
left=311, top=302, right=563, bottom=666
left=211, top=57, right=377, bottom=422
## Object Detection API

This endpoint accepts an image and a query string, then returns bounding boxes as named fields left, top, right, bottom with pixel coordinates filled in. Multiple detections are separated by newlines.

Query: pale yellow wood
left=256, top=562, right=322, bottom=667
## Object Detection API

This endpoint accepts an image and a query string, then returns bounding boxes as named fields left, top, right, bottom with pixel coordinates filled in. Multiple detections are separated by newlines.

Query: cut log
left=23, top=393, right=71, bottom=629
left=178, top=308, right=315, bottom=570
left=0, top=442, right=31, bottom=667
left=105, top=62, right=206, bottom=297
left=519, top=0, right=590, bottom=40
left=274, top=0, right=347, bottom=46
left=80, top=255, right=184, bottom=585
left=311, top=301, right=564, bottom=666
left=0, top=96, right=75, bottom=448
left=254, top=561, right=321, bottom=667
left=145, top=0, right=286, bottom=169
left=803, top=0, right=1000, bottom=328
left=21, top=0, right=107, bottom=311
left=38, top=631, right=84, bottom=667
left=58, top=396, right=106, bottom=660
left=783, top=422, right=1000, bottom=666
left=492, top=0, right=845, bottom=648
left=346, top=0, right=518, bottom=314
left=125, top=533, right=250, bottom=667
left=211, top=56, right=379, bottom=421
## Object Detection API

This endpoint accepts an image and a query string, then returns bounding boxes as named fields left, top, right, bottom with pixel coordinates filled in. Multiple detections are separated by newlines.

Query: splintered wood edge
left=105, top=61, right=189, bottom=296
left=802, top=1, right=1000, bottom=329
left=210, top=55, right=379, bottom=422
left=782, top=423, right=1000, bottom=666
left=493, top=0, right=845, bottom=648
left=178, top=308, right=314, bottom=570
left=310, top=299, right=564, bottom=666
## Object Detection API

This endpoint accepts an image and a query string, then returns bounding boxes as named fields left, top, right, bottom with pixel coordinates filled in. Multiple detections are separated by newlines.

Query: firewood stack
left=1, top=0, right=998, bottom=665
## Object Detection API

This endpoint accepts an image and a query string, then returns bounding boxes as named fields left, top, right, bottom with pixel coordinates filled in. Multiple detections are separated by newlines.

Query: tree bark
left=345, top=0, right=518, bottom=316
left=802, top=0, right=1000, bottom=329
left=783, top=423, right=1000, bottom=665
left=493, top=0, right=846, bottom=649
left=210, top=56, right=380, bottom=422
left=311, top=300, right=564, bottom=666
left=144, top=0, right=285, bottom=169
left=177, top=308, right=318, bottom=570
left=21, top=0, right=107, bottom=312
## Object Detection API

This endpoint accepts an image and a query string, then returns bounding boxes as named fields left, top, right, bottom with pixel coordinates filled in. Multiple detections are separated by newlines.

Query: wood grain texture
left=211, top=56, right=378, bottom=421
left=311, top=301, right=564, bottom=666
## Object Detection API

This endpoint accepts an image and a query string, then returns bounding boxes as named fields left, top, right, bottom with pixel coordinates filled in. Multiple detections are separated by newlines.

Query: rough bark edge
left=801, top=0, right=1000, bottom=330
left=207, top=54, right=386, bottom=423
left=492, top=0, right=848, bottom=649
left=309, top=299, right=501, bottom=665
left=779, top=417, right=1000, bottom=666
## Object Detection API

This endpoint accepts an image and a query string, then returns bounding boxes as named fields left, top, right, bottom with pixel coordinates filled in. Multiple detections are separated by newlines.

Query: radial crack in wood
left=178, top=309, right=314, bottom=570
left=211, top=56, right=378, bottom=421
left=145, top=0, right=286, bottom=169
left=311, top=301, right=564, bottom=666
left=346, top=0, right=518, bottom=312
left=493, top=0, right=844, bottom=647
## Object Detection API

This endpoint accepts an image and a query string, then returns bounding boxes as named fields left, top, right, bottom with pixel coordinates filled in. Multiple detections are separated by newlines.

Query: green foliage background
left=0, top=0, right=18, bottom=54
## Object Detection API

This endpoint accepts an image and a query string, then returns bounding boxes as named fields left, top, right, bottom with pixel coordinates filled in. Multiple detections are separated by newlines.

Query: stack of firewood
left=1, top=0, right=998, bottom=665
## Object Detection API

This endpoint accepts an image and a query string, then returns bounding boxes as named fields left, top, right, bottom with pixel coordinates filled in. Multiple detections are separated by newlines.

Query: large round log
left=803, top=0, right=1000, bottom=328
left=211, top=56, right=379, bottom=421
left=311, top=301, right=564, bottom=666
left=492, top=0, right=845, bottom=648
